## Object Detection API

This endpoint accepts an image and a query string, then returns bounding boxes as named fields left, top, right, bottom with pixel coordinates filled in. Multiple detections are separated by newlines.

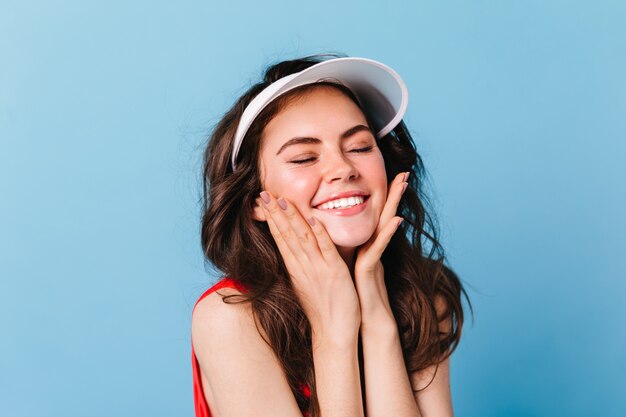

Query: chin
left=327, top=227, right=374, bottom=248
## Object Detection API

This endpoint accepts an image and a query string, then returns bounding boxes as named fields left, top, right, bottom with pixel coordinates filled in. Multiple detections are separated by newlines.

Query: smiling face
left=252, top=85, right=388, bottom=261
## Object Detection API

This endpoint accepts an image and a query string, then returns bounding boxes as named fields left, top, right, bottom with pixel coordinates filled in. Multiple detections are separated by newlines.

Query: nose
left=322, top=150, right=359, bottom=183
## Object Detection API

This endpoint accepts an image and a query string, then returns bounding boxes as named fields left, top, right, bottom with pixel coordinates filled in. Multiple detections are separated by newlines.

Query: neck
left=337, top=246, right=357, bottom=278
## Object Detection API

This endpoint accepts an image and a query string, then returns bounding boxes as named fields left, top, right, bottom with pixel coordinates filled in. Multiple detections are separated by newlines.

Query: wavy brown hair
left=200, top=53, right=472, bottom=416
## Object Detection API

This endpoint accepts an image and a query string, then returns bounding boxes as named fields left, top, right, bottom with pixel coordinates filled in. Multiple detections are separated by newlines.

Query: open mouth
left=314, top=195, right=370, bottom=210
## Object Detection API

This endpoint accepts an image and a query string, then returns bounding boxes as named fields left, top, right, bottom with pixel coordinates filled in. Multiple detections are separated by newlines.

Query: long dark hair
left=200, top=53, right=472, bottom=416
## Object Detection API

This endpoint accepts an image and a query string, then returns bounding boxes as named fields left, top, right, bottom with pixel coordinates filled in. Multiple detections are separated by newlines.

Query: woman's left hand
left=354, top=171, right=409, bottom=323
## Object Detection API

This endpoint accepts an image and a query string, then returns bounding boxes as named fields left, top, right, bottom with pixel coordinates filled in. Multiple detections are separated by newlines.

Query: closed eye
left=350, top=146, right=373, bottom=153
left=290, top=157, right=316, bottom=164
left=289, top=146, right=374, bottom=165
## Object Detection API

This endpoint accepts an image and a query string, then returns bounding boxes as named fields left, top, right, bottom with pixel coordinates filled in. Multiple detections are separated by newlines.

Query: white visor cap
left=231, top=57, right=409, bottom=170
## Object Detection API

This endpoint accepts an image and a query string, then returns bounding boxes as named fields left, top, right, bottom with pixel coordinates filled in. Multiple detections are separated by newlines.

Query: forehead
left=260, top=86, right=370, bottom=150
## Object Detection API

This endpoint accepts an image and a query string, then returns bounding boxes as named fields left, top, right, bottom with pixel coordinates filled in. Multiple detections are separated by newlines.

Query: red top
left=191, top=277, right=311, bottom=417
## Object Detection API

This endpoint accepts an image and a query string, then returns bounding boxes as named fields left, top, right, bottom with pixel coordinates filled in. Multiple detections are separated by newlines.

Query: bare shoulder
left=191, top=286, right=265, bottom=366
left=192, top=286, right=253, bottom=338
left=191, top=287, right=303, bottom=417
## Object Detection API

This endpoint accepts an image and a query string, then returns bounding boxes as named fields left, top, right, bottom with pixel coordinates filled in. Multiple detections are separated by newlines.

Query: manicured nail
left=260, top=191, right=270, bottom=204
left=307, top=217, right=316, bottom=226
left=402, top=183, right=408, bottom=194
left=396, top=218, right=404, bottom=227
left=277, top=198, right=287, bottom=210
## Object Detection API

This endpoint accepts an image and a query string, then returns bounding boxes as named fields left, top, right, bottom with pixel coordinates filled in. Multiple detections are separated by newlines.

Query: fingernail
left=404, top=171, right=410, bottom=181
left=396, top=218, right=404, bottom=227
left=307, top=217, right=316, bottom=226
left=402, top=183, right=408, bottom=194
left=260, top=191, right=270, bottom=204
left=277, top=198, right=287, bottom=210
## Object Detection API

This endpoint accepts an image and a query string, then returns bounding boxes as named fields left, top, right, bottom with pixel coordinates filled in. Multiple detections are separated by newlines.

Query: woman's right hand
left=257, top=191, right=361, bottom=346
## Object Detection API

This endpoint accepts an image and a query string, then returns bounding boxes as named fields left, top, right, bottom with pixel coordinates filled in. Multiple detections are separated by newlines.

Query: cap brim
left=232, top=57, right=408, bottom=169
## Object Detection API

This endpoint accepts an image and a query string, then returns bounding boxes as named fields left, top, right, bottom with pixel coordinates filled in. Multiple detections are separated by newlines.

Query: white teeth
left=318, top=196, right=365, bottom=210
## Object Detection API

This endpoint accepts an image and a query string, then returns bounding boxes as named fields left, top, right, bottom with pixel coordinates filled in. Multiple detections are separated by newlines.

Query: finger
left=273, top=196, right=325, bottom=263
left=260, top=201, right=297, bottom=263
left=306, top=215, right=344, bottom=262
left=376, top=172, right=409, bottom=235
left=360, top=216, right=404, bottom=266
left=259, top=191, right=319, bottom=265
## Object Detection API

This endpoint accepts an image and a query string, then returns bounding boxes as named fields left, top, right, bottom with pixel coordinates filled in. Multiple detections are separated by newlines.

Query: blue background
left=2, top=1, right=625, bottom=416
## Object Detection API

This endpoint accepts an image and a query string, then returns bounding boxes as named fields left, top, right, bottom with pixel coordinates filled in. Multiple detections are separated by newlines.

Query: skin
left=253, top=86, right=390, bottom=268
left=251, top=86, right=453, bottom=416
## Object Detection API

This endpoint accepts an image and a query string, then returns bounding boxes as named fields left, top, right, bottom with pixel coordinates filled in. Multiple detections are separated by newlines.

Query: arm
left=192, top=288, right=364, bottom=417
left=351, top=171, right=421, bottom=416
left=352, top=172, right=455, bottom=416
left=360, top=311, right=422, bottom=417
left=360, top=296, right=454, bottom=417
left=254, top=191, right=366, bottom=416
left=313, top=332, right=364, bottom=417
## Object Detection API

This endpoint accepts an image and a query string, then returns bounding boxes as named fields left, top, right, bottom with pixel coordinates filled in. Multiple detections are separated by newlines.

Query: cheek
left=363, top=158, right=388, bottom=211
left=272, top=170, right=318, bottom=205
left=360, top=151, right=387, bottom=178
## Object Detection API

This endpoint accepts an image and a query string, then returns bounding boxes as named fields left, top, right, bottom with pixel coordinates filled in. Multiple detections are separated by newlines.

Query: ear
left=252, top=198, right=267, bottom=222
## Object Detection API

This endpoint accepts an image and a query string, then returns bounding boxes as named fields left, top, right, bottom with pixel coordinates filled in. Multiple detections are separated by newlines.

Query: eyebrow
left=275, top=124, right=374, bottom=156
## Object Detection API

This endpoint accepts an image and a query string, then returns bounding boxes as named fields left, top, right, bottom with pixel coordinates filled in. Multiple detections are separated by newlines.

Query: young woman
left=191, top=54, right=472, bottom=417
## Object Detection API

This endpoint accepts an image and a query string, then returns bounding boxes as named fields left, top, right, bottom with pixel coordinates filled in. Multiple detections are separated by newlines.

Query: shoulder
left=191, top=281, right=303, bottom=415
left=191, top=283, right=256, bottom=352
left=192, top=281, right=247, bottom=320
left=191, top=277, right=264, bottom=374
